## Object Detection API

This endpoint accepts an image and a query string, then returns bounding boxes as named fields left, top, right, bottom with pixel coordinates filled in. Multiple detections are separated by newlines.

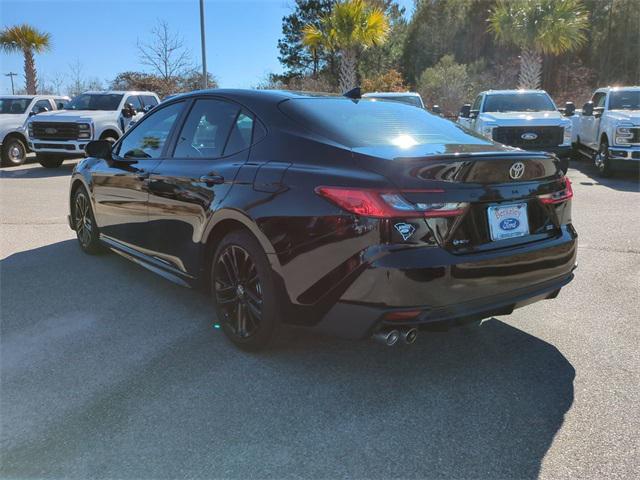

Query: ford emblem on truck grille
left=520, top=132, right=538, bottom=140
left=45, top=128, right=57, bottom=134
left=509, top=162, right=525, bottom=180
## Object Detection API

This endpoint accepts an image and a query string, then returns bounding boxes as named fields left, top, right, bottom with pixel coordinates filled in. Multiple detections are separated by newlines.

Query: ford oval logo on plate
left=499, top=218, right=520, bottom=230
left=521, top=132, right=538, bottom=140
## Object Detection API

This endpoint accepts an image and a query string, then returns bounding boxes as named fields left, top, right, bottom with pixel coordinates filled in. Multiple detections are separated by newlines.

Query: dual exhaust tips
left=373, top=328, right=418, bottom=346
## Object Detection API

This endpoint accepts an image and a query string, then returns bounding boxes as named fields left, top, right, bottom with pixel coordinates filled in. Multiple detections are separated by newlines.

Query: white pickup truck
left=458, top=89, right=574, bottom=172
left=26, top=90, right=159, bottom=168
left=573, top=86, right=640, bottom=177
left=0, top=95, right=69, bottom=166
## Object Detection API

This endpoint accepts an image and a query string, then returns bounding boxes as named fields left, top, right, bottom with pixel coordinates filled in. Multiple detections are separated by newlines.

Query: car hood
left=480, top=111, right=566, bottom=125
left=607, top=110, right=640, bottom=124
left=29, top=110, right=116, bottom=123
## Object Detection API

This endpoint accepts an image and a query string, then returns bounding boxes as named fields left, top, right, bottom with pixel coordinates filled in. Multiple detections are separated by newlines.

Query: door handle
left=199, top=174, right=225, bottom=186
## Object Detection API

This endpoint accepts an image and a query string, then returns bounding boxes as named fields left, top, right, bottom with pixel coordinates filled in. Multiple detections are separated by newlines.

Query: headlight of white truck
left=615, top=123, right=634, bottom=145
left=77, top=123, right=92, bottom=140
left=27, top=122, right=33, bottom=138
left=481, top=124, right=497, bottom=139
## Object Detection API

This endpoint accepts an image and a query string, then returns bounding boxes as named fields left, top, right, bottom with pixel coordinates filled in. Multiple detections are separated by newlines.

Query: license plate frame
left=487, top=203, right=530, bottom=241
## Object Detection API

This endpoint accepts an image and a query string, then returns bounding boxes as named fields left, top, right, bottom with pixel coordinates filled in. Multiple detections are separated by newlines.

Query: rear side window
left=173, top=99, right=240, bottom=159
left=280, top=98, right=490, bottom=148
left=223, top=111, right=254, bottom=155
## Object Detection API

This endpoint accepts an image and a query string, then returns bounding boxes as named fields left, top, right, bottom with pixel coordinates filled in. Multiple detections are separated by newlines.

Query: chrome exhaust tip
left=373, top=329, right=400, bottom=346
left=401, top=328, right=418, bottom=344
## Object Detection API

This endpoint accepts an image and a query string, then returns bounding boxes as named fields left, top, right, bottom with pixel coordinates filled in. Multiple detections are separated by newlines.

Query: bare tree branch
left=137, top=20, right=191, bottom=83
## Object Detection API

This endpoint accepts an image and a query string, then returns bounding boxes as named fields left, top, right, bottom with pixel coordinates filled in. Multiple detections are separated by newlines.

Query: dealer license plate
left=487, top=203, right=529, bottom=241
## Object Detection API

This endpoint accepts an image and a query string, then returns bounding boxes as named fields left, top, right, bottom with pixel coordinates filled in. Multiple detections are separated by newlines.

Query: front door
left=92, top=101, right=186, bottom=251
left=146, top=98, right=256, bottom=276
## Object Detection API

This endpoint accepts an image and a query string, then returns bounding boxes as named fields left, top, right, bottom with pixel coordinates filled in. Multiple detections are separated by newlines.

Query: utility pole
left=199, top=0, right=208, bottom=89
left=5, top=72, right=17, bottom=95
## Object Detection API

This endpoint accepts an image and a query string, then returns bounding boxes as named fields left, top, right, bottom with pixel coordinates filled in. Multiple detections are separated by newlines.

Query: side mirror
left=582, top=101, right=594, bottom=116
left=29, top=111, right=37, bottom=117
left=564, top=102, right=575, bottom=116
left=121, top=103, right=135, bottom=118
left=459, top=104, right=471, bottom=118
left=34, top=105, right=49, bottom=114
left=432, top=105, right=442, bottom=115
left=85, top=140, right=112, bottom=160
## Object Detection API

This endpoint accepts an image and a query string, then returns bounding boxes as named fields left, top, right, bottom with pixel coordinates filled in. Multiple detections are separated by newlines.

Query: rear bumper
left=314, top=226, right=577, bottom=339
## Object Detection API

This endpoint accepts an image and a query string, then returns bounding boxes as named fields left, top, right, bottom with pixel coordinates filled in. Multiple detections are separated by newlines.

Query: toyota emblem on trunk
left=521, top=132, right=538, bottom=140
left=509, top=162, right=525, bottom=180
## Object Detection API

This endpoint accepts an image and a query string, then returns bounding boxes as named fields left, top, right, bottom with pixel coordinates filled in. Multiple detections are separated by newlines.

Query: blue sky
left=1, top=0, right=415, bottom=95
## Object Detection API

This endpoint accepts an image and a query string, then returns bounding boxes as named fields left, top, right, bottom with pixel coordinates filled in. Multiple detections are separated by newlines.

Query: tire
left=594, top=139, right=613, bottom=177
left=1, top=136, right=27, bottom=166
left=72, top=187, right=103, bottom=254
left=37, top=154, right=64, bottom=169
left=211, top=230, right=283, bottom=351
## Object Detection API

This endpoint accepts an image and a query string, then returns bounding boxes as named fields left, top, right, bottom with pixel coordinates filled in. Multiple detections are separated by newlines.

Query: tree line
left=272, top=0, right=640, bottom=113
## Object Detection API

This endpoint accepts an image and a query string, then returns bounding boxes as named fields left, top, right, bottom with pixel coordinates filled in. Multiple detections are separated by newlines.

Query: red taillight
left=314, top=186, right=467, bottom=219
left=384, top=310, right=422, bottom=321
left=539, top=177, right=573, bottom=205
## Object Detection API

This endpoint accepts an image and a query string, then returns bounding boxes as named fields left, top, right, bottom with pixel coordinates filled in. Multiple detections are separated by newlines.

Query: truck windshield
left=609, top=91, right=640, bottom=110
left=483, top=93, right=556, bottom=113
left=280, top=97, right=490, bottom=148
left=0, top=97, right=33, bottom=114
left=65, top=94, right=124, bottom=111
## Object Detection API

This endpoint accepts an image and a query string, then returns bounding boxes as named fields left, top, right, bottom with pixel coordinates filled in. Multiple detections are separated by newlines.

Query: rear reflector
left=539, top=177, right=573, bottom=204
left=315, top=186, right=467, bottom=219
left=384, top=310, right=422, bottom=321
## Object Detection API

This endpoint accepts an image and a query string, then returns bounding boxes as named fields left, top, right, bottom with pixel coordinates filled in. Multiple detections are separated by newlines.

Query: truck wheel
left=1, top=136, right=27, bottom=166
left=37, top=154, right=64, bottom=169
left=594, top=140, right=613, bottom=177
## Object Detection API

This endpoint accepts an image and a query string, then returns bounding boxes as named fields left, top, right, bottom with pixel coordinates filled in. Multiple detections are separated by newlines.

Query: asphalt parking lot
left=1, top=158, right=639, bottom=479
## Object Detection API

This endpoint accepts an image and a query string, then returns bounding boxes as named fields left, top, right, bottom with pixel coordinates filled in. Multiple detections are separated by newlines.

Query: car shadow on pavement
left=0, top=161, right=77, bottom=179
left=568, top=158, right=640, bottom=193
left=1, top=240, right=575, bottom=480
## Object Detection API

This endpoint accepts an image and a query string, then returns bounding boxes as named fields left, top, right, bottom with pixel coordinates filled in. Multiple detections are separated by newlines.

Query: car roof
left=0, top=94, right=68, bottom=100
left=481, top=89, right=551, bottom=96
left=82, top=91, right=159, bottom=96
left=595, top=86, right=640, bottom=93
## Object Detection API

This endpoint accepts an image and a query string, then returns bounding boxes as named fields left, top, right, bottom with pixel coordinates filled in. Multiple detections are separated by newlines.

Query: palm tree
left=0, top=24, right=51, bottom=94
left=302, top=0, right=389, bottom=93
left=488, top=0, right=588, bottom=89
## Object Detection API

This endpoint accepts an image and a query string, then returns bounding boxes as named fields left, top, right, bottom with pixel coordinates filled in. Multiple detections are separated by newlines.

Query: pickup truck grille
left=31, top=122, right=79, bottom=141
left=492, top=126, right=564, bottom=149
left=630, top=127, right=640, bottom=144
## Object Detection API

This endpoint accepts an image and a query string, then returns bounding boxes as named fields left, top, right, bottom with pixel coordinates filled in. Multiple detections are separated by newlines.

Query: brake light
left=315, top=186, right=467, bottom=219
left=539, top=177, right=573, bottom=204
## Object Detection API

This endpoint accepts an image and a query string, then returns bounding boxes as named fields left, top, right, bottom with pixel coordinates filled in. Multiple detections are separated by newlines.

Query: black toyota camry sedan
left=68, top=89, right=577, bottom=350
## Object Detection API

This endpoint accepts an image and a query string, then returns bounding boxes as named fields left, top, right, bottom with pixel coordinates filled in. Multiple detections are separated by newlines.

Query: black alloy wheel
left=212, top=231, right=281, bottom=350
left=73, top=188, right=102, bottom=254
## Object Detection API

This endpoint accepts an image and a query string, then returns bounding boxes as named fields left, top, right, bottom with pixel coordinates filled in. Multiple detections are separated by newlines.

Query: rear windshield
left=0, top=97, right=33, bottom=114
left=280, top=98, right=489, bottom=148
left=609, top=90, right=640, bottom=110
left=65, top=94, right=124, bottom=111
left=365, top=95, right=423, bottom=108
left=483, top=93, right=556, bottom=113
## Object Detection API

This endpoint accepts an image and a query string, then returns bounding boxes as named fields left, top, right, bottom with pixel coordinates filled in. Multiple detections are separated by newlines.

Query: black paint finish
left=70, top=89, right=577, bottom=340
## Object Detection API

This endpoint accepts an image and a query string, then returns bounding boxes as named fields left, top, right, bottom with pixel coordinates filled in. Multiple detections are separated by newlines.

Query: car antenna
left=343, top=87, right=361, bottom=100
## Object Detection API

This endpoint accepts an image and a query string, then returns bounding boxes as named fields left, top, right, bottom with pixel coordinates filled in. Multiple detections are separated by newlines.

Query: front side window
left=65, top=94, right=124, bottom=111
left=125, top=95, right=143, bottom=111
left=472, top=95, right=482, bottom=111
left=482, top=93, right=556, bottom=113
left=609, top=90, right=640, bottom=110
left=117, top=101, right=184, bottom=159
left=0, top=97, right=33, bottom=114
left=592, top=92, right=606, bottom=108
left=173, top=99, right=240, bottom=158
left=32, top=99, right=52, bottom=113
left=141, top=95, right=159, bottom=108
